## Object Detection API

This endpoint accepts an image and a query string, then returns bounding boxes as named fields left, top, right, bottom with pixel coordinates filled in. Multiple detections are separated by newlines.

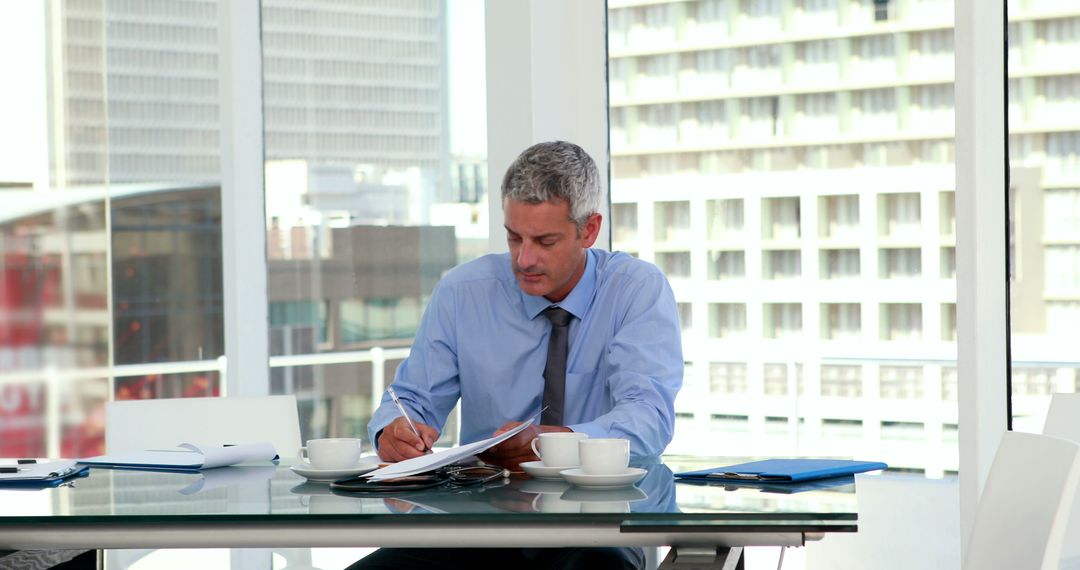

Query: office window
left=608, top=0, right=959, bottom=480
left=0, top=1, right=225, bottom=458
left=709, top=362, right=748, bottom=395
left=765, top=303, right=802, bottom=339
left=822, top=303, right=862, bottom=339
left=880, top=366, right=924, bottom=399
left=763, top=250, right=801, bottom=279
left=612, top=202, right=638, bottom=245
left=819, top=194, right=860, bottom=240
left=709, top=303, right=747, bottom=338
left=1008, top=5, right=1080, bottom=434
left=708, top=250, right=746, bottom=280
left=762, top=197, right=801, bottom=240
left=261, top=0, right=485, bottom=443
left=821, top=365, right=863, bottom=398
left=707, top=198, right=744, bottom=241
left=881, top=303, right=924, bottom=341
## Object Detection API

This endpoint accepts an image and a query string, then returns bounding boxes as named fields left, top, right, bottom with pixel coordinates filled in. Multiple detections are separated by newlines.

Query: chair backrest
left=964, top=431, right=1080, bottom=570
left=1044, top=392, right=1080, bottom=442
left=1044, top=392, right=1080, bottom=569
left=105, top=395, right=302, bottom=459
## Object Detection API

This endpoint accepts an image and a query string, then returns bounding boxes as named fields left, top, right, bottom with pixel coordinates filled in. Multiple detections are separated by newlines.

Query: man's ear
left=580, top=213, right=602, bottom=248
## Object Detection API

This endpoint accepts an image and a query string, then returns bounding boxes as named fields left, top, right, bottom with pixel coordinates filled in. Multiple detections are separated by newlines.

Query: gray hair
left=501, top=141, right=601, bottom=229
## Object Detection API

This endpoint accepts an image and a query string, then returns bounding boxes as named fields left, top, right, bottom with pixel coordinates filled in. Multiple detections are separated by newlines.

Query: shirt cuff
left=368, top=414, right=395, bottom=452
left=567, top=421, right=608, bottom=440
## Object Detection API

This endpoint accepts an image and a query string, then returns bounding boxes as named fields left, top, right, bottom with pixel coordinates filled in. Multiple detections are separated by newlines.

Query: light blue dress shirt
left=368, top=248, right=683, bottom=458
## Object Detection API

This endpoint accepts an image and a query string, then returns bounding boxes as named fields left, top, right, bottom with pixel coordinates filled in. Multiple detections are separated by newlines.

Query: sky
left=446, top=0, right=488, bottom=158
left=0, top=0, right=48, bottom=189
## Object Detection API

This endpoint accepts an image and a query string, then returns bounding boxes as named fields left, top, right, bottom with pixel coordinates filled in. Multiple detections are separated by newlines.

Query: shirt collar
left=522, top=249, right=595, bottom=321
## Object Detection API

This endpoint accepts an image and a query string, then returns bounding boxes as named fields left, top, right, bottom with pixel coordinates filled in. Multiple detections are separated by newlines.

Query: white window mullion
left=218, top=0, right=269, bottom=397
left=485, top=0, right=610, bottom=251
left=955, top=0, right=1008, bottom=557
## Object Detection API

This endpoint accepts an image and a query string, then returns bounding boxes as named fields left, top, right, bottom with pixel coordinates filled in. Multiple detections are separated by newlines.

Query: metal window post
left=218, top=0, right=270, bottom=397
left=955, top=0, right=1008, bottom=555
left=485, top=0, right=612, bottom=252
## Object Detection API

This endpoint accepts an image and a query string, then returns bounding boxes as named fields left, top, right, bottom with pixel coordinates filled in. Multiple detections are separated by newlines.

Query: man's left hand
left=480, top=422, right=572, bottom=469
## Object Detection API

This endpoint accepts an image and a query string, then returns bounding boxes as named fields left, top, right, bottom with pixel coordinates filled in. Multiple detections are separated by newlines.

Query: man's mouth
left=519, top=271, right=544, bottom=282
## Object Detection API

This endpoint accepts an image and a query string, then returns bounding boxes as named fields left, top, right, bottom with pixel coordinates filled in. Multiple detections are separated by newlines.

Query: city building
left=45, top=0, right=449, bottom=192
left=606, top=0, right=1080, bottom=476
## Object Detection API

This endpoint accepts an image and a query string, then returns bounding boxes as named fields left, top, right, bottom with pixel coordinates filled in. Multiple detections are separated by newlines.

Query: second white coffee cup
left=579, top=438, right=630, bottom=475
left=298, top=438, right=363, bottom=470
left=530, top=432, right=589, bottom=467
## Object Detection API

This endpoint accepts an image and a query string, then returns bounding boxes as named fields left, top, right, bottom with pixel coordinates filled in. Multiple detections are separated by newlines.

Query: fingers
left=378, top=429, right=420, bottom=461
left=377, top=417, right=440, bottom=461
left=417, top=423, right=439, bottom=449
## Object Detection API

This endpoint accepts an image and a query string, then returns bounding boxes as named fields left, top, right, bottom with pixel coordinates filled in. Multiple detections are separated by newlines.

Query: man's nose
left=517, top=241, right=538, bottom=268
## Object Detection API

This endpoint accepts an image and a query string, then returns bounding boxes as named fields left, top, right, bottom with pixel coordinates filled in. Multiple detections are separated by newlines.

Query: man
left=353, top=141, right=681, bottom=570
left=368, top=140, right=683, bottom=467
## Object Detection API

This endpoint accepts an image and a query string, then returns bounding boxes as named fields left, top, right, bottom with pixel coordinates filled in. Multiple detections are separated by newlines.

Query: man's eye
left=508, top=235, right=522, bottom=243
left=540, top=240, right=556, bottom=247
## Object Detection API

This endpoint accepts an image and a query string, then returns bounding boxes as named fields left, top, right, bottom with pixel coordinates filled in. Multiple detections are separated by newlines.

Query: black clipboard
left=330, top=472, right=449, bottom=494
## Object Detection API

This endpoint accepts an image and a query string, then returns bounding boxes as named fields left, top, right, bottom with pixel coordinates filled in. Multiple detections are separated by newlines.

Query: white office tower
left=608, top=0, right=1080, bottom=476
left=45, top=0, right=448, bottom=191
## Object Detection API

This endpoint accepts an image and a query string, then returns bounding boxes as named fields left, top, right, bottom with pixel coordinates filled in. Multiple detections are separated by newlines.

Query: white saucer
left=560, top=467, right=647, bottom=489
left=289, top=457, right=379, bottom=481
left=520, top=460, right=575, bottom=480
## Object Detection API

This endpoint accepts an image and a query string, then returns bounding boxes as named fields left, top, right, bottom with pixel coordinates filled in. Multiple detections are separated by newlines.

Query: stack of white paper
left=365, top=413, right=538, bottom=481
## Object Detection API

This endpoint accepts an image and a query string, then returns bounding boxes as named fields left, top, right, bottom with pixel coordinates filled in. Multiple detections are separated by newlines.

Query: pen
left=387, top=386, right=432, bottom=453
left=49, top=465, right=81, bottom=478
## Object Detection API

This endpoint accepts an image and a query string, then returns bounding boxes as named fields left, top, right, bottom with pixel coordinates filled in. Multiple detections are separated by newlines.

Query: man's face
left=504, top=198, right=601, bottom=302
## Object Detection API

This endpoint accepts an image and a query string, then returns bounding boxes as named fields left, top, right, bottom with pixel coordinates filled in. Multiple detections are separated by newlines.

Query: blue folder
left=674, top=459, right=887, bottom=483
left=678, top=474, right=857, bottom=494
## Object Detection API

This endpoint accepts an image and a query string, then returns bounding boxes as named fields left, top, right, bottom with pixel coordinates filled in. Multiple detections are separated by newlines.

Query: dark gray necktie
left=541, top=306, right=573, bottom=425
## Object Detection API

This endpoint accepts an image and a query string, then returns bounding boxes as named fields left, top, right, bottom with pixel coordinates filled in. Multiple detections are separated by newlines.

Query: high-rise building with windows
left=607, top=0, right=1080, bottom=476
left=45, top=0, right=448, bottom=191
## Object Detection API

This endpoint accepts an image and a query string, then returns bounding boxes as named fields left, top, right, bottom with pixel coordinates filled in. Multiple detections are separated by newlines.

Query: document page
left=80, top=442, right=278, bottom=471
left=180, top=442, right=278, bottom=468
left=365, top=412, right=541, bottom=481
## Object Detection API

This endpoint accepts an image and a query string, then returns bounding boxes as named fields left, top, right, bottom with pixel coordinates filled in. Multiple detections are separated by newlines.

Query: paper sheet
left=365, top=412, right=540, bottom=481
left=80, top=442, right=278, bottom=471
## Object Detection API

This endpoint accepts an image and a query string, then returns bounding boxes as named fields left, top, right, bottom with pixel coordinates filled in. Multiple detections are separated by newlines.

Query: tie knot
left=542, top=306, right=573, bottom=327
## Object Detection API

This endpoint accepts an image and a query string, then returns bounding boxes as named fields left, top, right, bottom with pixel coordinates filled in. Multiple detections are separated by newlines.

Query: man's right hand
left=377, top=416, right=439, bottom=462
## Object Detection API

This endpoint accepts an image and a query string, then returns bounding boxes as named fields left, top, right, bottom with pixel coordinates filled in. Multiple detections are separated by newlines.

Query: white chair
left=963, top=431, right=1080, bottom=570
left=1044, top=392, right=1080, bottom=570
left=104, top=395, right=305, bottom=570
left=105, top=395, right=302, bottom=458
left=1044, top=392, right=1080, bottom=442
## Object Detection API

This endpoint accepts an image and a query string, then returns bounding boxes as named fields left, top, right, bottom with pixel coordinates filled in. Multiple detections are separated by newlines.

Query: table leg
left=658, top=546, right=744, bottom=570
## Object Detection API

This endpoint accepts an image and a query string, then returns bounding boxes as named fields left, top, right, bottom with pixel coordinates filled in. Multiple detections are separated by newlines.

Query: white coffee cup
left=297, top=438, right=362, bottom=470
left=530, top=432, right=589, bottom=467
left=578, top=438, right=630, bottom=475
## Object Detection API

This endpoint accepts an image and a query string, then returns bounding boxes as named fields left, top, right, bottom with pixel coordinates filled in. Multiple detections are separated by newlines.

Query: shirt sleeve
left=367, top=281, right=462, bottom=451
left=567, top=270, right=683, bottom=459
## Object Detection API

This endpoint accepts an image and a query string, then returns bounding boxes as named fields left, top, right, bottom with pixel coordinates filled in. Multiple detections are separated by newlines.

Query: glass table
left=0, top=457, right=859, bottom=567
